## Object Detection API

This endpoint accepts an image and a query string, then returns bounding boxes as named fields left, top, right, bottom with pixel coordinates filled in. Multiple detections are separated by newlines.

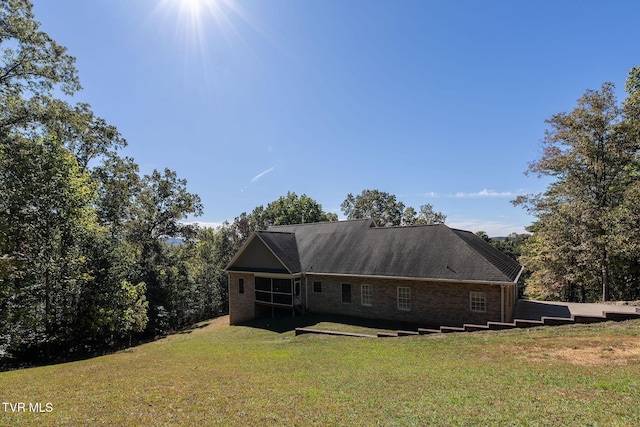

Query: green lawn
left=1, top=316, right=639, bottom=426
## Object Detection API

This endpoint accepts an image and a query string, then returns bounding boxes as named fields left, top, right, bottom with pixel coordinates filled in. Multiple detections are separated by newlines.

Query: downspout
left=305, top=275, right=308, bottom=312
left=500, top=284, right=505, bottom=323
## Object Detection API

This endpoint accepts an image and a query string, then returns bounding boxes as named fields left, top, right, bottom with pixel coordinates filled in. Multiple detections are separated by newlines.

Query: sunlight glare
left=150, top=0, right=271, bottom=99
left=155, top=0, right=243, bottom=54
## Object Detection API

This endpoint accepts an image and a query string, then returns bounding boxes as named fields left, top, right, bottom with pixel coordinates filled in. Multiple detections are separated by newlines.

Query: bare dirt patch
left=517, top=337, right=640, bottom=366
left=189, top=315, right=230, bottom=334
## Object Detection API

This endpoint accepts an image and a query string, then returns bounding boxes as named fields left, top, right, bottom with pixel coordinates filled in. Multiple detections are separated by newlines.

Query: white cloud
left=450, top=189, right=519, bottom=198
left=250, top=167, right=275, bottom=183
left=447, top=219, right=528, bottom=237
left=418, top=192, right=440, bottom=198
left=241, top=167, right=276, bottom=192
left=182, top=221, right=226, bottom=229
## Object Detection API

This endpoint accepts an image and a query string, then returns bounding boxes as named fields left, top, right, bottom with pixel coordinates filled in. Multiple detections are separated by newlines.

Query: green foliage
left=403, top=203, right=447, bottom=225
left=0, top=1, right=213, bottom=363
left=342, top=189, right=405, bottom=226
left=0, top=135, right=117, bottom=359
left=261, top=191, right=332, bottom=226
left=227, top=192, right=335, bottom=252
left=342, top=189, right=446, bottom=227
left=515, top=68, right=640, bottom=302
left=0, top=0, right=80, bottom=132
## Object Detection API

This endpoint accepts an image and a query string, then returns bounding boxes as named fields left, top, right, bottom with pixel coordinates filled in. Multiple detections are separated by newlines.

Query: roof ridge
left=257, top=230, right=295, bottom=235
left=267, top=218, right=373, bottom=229
left=370, top=223, right=445, bottom=230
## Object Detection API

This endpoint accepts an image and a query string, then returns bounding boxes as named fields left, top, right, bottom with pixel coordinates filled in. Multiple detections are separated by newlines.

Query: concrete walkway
left=515, top=299, right=640, bottom=321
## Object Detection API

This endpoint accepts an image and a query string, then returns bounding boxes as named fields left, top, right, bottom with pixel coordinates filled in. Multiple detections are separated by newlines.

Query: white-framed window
left=397, top=287, right=411, bottom=311
left=470, top=291, right=486, bottom=312
left=361, top=284, right=372, bottom=306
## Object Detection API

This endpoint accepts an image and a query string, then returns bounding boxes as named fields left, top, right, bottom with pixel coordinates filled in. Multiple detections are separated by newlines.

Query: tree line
left=514, top=67, right=640, bottom=303
left=0, top=0, right=208, bottom=365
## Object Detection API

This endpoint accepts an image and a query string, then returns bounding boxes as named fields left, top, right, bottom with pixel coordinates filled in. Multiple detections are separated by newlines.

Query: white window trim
left=361, top=284, right=372, bottom=307
left=470, top=291, right=486, bottom=313
left=397, top=286, right=411, bottom=311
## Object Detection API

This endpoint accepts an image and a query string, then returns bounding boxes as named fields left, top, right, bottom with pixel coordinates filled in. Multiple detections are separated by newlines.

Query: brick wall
left=305, top=274, right=514, bottom=327
left=228, top=272, right=255, bottom=325
left=229, top=272, right=516, bottom=327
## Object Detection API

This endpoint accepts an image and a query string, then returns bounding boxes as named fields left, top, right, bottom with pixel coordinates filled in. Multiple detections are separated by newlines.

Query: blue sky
left=33, top=0, right=640, bottom=236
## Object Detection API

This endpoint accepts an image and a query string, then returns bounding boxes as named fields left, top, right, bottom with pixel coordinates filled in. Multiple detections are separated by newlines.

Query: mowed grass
left=1, top=316, right=640, bottom=426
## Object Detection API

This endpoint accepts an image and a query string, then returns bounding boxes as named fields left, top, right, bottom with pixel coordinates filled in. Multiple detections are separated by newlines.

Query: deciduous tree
left=514, top=68, right=640, bottom=302
left=341, top=189, right=405, bottom=226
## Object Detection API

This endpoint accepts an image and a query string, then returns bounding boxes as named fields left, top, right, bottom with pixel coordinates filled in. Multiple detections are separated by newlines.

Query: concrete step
left=487, top=322, right=517, bottom=330
left=463, top=324, right=490, bottom=332
left=542, top=316, right=574, bottom=326
left=604, top=311, right=640, bottom=321
left=418, top=328, right=441, bottom=334
left=397, top=330, right=419, bottom=336
left=440, top=326, right=465, bottom=333
left=294, top=327, right=376, bottom=338
left=573, top=315, right=607, bottom=324
left=514, top=319, right=545, bottom=328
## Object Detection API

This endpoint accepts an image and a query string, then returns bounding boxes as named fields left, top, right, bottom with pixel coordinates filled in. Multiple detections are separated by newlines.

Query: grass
left=1, top=316, right=639, bottom=426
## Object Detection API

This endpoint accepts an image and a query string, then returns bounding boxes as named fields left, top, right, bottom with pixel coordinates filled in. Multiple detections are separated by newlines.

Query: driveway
left=515, top=299, right=640, bottom=321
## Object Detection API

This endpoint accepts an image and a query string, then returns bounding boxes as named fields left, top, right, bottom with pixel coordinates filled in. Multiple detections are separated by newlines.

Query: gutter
left=303, top=271, right=517, bottom=287
left=501, top=284, right=505, bottom=323
left=513, top=266, right=525, bottom=284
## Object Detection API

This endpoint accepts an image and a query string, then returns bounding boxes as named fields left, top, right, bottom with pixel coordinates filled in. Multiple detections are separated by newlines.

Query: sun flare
left=150, top=0, right=264, bottom=95
left=155, top=0, right=243, bottom=52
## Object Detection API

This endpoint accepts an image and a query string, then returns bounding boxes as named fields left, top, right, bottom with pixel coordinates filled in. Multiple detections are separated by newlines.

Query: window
left=397, top=287, right=411, bottom=311
left=342, top=284, right=351, bottom=303
left=470, top=292, right=486, bottom=312
left=361, top=284, right=372, bottom=306
left=313, top=281, right=322, bottom=293
left=238, top=278, right=244, bottom=294
left=273, top=278, right=292, bottom=294
left=254, top=277, right=293, bottom=306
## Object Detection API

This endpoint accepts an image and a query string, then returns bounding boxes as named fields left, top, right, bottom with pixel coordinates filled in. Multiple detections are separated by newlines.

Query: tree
left=403, top=204, right=446, bottom=225
left=514, top=68, right=640, bottom=302
left=341, top=189, right=405, bottom=226
left=130, top=168, right=203, bottom=244
left=1, top=0, right=212, bottom=364
left=0, top=135, right=98, bottom=358
left=262, top=192, right=333, bottom=227
left=228, top=193, right=335, bottom=252
left=93, top=155, right=141, bottom=237
left=342, top=189, right=445, bottom=227
left=0, top=0, right=80, bottom=133
left=127, top=168, right=203, bottom=333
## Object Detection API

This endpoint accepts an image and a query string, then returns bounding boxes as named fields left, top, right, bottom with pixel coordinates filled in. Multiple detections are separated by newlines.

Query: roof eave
left=513, top=266, right=525, bottom=284
left=302, top=271, right=518, bottom=286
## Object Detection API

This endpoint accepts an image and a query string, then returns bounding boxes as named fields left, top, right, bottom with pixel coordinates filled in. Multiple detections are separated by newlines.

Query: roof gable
left=226, top=232, right=299, bottom=274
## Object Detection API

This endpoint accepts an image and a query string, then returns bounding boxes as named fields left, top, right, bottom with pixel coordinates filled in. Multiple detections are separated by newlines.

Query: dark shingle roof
left=255, top=231, right=301, bottom=273
left=231, top=220, right=522, bottom=283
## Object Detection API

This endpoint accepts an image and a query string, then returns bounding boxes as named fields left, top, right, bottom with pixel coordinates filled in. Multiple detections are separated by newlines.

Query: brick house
left=225, top=219, right=523, bottom=327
